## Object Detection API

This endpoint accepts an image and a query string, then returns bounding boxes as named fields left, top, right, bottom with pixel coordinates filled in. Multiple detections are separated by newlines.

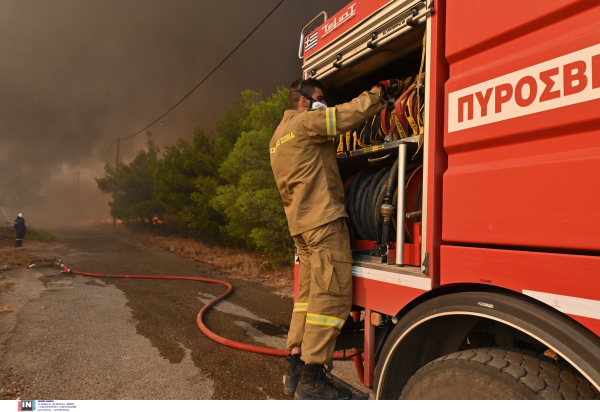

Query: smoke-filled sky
left=0, top=0, right=349, bottom=226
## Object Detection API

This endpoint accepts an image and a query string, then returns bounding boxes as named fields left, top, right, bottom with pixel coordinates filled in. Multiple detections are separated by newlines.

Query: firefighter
left=270, top=78, right=397, bottom=400
left=14, top=213, right=26, bottom=248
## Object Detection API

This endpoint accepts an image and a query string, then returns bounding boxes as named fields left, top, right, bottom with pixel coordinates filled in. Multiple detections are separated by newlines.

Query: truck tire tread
left=404, top=348, right=599, bottom=400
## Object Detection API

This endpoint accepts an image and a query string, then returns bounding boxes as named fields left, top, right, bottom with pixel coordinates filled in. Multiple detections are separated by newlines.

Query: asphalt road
left=0, top=228, right=366, bottom=400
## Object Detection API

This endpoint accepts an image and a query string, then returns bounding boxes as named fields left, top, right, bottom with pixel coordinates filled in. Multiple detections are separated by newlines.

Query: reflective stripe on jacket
left=270, top=89, right=384, bottom=236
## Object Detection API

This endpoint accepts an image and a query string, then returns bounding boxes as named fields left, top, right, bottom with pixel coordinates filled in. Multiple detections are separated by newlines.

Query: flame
left=96, top=219, right=122, bottom=224
left=88, top=216, right=164, bottom=225
left=136, top=216, right=164, bottom=224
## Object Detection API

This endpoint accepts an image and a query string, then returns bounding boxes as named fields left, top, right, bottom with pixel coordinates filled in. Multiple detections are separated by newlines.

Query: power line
left=83, top=0, right=284, bottom=176
left=82, top=139, right=117, bottom=175
left=120, top=0, right=285, bottom=141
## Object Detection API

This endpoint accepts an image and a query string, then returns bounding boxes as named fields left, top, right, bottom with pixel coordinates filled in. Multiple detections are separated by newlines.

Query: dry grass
left=134, top=234, right=294, bottom=296
left=0, top=279, right=15, bottom=289
left=0, top=275, right=16, bottom=314
left=0, top=227, right=49, bottom=269
left=0, top=380, right=25, bottom=399
left=0, top=250, right=32, bottom=268
left=0, top=306, right=15, bottom=314
left=0, top=240, right=57, bottom=270
left=0, top=238, right=56, bottom=310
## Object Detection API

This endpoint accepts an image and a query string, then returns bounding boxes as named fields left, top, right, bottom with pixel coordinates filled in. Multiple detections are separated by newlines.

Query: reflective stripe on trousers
left=293, top=302, right=308, bottom=312
left=306, top=313, right=345, bottom=329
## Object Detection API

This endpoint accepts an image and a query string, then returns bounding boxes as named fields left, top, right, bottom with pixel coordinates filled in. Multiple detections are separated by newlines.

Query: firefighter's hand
left=372, top=80, right=401, bottom=107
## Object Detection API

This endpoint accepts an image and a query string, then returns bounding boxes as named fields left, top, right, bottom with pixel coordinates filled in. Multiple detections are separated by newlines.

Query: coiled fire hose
left=345, top=161, right=421, bottom=243
left=49, top=261, right=366, bottom=382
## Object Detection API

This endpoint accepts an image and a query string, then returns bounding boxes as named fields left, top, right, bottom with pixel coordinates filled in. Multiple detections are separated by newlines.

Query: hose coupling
left=381, top=203, right=396, bottom=221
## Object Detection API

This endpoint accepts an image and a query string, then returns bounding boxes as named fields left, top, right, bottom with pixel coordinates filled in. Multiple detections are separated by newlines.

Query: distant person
left=14, top=213, right=26, bottom=248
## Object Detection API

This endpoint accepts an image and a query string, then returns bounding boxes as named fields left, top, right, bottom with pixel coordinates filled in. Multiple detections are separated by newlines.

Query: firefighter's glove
left=372, top=80, right=401, bottom=108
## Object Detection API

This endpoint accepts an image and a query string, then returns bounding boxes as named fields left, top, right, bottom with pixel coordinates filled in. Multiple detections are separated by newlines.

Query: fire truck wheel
left=401, top=348, right=600, bottom=400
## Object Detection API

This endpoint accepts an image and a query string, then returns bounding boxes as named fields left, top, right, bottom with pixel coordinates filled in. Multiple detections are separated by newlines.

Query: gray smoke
left=0, top=0, right=348, bottom=227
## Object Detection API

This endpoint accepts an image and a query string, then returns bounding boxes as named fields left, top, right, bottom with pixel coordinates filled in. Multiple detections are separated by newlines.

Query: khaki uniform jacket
left=270, top=89, right=384, bottom=236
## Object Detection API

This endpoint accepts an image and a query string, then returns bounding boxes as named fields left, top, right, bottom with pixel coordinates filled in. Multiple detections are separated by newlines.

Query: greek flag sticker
left=305, top=32, right=318, bottom=53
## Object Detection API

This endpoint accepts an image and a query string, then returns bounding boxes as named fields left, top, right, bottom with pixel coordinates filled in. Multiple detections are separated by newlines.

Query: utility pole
left=113, top=138, right=120, bottom=231
left=76, top=170, right=80, bottom=215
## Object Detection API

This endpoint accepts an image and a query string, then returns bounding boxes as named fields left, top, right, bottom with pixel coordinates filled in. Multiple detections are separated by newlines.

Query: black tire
left=401, top=348, right=600, bottom=400
left=374, top=291, right=600, bottom=399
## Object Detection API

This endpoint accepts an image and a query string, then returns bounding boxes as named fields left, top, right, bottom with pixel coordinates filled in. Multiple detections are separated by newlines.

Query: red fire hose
left=55, top=263, right=363, bottom=366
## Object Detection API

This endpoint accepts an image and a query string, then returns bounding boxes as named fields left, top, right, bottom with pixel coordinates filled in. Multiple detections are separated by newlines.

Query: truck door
left=443, top=0, right=600, bottom=253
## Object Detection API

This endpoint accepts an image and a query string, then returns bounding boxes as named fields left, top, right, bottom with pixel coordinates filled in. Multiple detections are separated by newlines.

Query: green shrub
left=26, top=228, right=55, bottom=242
left=150, top=127, right=223, bottom=243
left=96, top=139, right=167, bottom=232
left=212, top=88, right=293, bottom=262
left=96, top=87, right=295, bottom=263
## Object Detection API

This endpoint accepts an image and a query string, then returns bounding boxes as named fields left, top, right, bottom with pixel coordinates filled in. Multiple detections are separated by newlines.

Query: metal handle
left=367, top=153, right=393, bottom=163
left=298, top=11, right=328, bottom=59
left=396, top=144, right=407, bottom=267
left=406, top=211, right=422, bottom=219
left=367, top=8, right=433, bottom=49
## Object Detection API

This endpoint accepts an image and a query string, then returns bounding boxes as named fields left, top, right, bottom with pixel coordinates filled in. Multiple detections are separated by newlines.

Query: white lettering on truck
left=448, top=43, right=600, bottom=133
left=321, top=3, right=357, bottom=39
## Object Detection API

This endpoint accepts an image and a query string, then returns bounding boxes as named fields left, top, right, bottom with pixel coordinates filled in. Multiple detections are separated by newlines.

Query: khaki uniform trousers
left=287, top=218, right=353, bottom=365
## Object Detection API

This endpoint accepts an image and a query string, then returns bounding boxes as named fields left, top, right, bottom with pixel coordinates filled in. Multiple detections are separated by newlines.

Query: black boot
left=283, top=354, right=304, bottom=396
left=14, top=240, right=20, bottom=248
left=294, top=364, right=352, bottom=400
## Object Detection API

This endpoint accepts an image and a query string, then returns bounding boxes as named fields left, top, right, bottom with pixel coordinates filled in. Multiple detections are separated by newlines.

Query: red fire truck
left=295, top=0, right=600, bottom=399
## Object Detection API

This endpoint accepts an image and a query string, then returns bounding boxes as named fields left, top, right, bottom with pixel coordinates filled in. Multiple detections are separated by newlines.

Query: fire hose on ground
left=46, top=260, right=366, bottom=383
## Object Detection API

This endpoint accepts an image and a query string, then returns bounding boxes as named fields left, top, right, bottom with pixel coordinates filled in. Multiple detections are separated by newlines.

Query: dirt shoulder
left=132, top=233, right=294, bottom=297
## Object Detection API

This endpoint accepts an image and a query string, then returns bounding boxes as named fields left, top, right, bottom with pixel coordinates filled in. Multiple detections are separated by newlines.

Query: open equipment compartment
left=301, top=0, right=431, bottom=271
